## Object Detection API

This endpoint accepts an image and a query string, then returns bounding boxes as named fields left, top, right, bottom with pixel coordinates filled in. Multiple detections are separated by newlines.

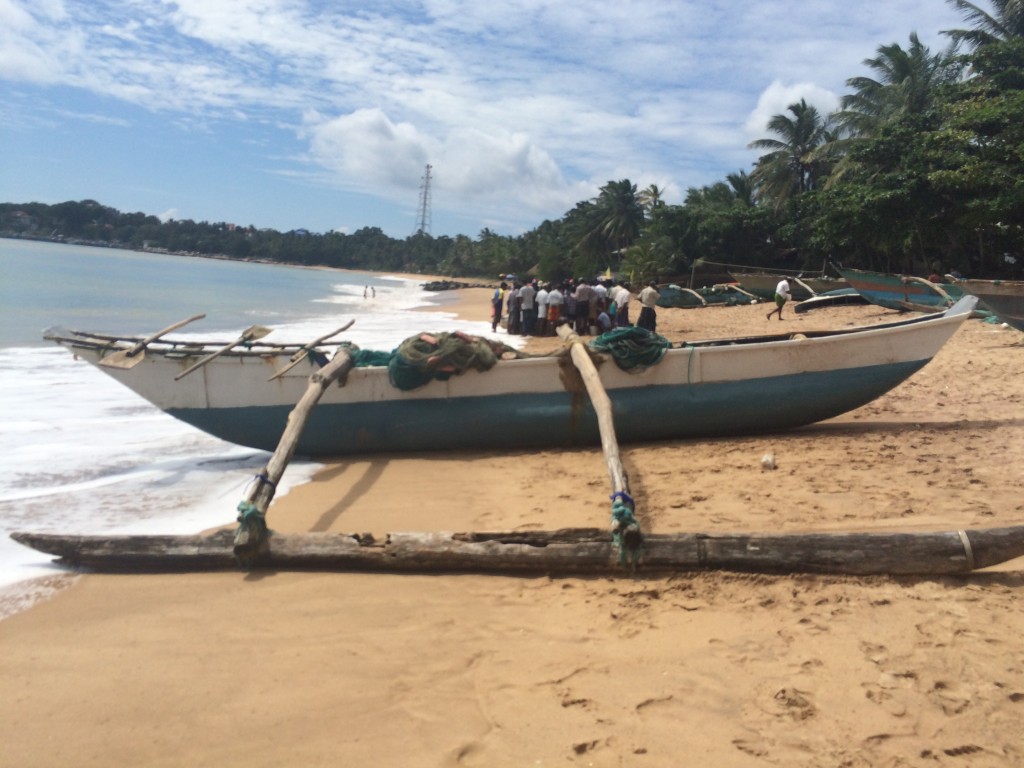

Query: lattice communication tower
left=414, top=164, right=432, bottom=236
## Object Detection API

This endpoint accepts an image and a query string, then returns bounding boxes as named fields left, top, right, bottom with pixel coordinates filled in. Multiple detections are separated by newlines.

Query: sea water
left=0, top=239, right=508, bottom=616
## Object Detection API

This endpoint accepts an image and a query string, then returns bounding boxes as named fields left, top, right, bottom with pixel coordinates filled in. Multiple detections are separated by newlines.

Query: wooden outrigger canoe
left=12, top=525, right=1024, bottom=576
left=42, top=296, right=979, bottom=457
left=837, top=267, right=968, bottom=312
left=956, top=278, right=1024, bottom=332
left=17, top=295, right=1019, bottom=579
left=728, top=271, right=849, bottom=301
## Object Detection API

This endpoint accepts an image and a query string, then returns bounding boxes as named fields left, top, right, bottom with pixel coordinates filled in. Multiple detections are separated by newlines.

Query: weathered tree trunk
left=13, top=525, right=1024, bottom=576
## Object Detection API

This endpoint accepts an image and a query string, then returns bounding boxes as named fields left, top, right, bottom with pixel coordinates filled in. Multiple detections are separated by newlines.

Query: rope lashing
left=253, top=473, right=276, bottom=492
left=610, top=492, right=642, bottom=570
left=307, top=348, right=330, bottom=367
left=235, top=500, right=271, bottom=568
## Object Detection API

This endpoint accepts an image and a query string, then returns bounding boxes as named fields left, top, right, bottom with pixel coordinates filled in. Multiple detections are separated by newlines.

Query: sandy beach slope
left=1, top=285, right=1023, bottom=767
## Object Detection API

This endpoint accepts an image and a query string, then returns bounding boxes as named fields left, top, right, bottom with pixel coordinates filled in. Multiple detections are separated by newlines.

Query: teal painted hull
left=839, top=268, right=966, bottom=311
left=170, top=360, right=925, bottom=455
left=46, top=296, right=977, bottom=458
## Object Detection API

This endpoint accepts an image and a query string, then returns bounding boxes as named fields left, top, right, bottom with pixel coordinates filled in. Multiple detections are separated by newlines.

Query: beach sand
left=2, top=287, right=1023, bottom=767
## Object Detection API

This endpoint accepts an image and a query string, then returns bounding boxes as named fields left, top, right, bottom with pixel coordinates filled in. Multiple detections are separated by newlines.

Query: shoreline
left=2, top=279, right=1023, bottom=766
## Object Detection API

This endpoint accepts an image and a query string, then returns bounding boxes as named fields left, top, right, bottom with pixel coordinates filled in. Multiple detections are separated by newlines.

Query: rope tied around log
left=610, top=491, right=642, bottom=570
left=234, top=500, right=271, bottom=569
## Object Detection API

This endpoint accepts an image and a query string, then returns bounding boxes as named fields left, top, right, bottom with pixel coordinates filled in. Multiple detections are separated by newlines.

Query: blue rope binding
left=609, top=491, right=642, bottom=570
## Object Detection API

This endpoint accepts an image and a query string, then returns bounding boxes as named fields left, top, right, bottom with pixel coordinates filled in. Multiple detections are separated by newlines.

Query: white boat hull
left=46, top=298, right=977, bottom=456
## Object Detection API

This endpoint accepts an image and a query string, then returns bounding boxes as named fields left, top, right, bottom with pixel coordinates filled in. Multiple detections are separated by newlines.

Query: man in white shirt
left=535, top=283, right=550, bottom=336
left=766, top=278, right=791, bottom=320
left=637, top=281, right=660, bottom=332
left=546, top=284, right=564, bottom=334
left=519, top=281, right=536, bottom=335
left=612, top=282, right=632, bottom=327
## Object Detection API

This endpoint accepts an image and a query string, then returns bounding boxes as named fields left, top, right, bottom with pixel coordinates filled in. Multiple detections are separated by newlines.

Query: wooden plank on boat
left=268, top=320, right=355, bottom=381
left=11, top=525, right=1024, bottom=575
left=98, top=314, right=207, bottom=369
left=174, top=324, right=274, bottom=381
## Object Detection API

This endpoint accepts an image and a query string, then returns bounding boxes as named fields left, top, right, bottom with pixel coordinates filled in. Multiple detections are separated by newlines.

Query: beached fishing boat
left=728, top=271, right=849, bottom=301
left=794, top=287, right=868, bottom=314
left=838, top=267, right=968, bottom=312
left=42, top=297, right=977, bottom=458
left=656, top=283, right=755, bottom=308
left=12, top=522, right=1024, bottom=575
left=955, top=278, right=1024, bottom=332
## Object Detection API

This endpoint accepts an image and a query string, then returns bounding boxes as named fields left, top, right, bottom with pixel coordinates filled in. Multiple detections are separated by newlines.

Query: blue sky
left=1, top=1, right=970, bottom=239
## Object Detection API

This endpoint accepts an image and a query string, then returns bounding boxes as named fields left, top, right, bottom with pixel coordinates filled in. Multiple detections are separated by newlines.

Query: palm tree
left=592, top=179, right=645, bottom=264
left=943, top=0, right=1024, bottom=49
left=748, top=99, right=834, bottom=207
left=725, top=170, right=756, bottom=207
left=638, top=184, right=665, bottom=214
left=836, top=33, right=961, bottom=138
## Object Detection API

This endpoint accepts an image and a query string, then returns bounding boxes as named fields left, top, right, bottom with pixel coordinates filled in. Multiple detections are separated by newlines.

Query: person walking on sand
left=766, top=277, right=791, bottom=320
left=637, top=281, right=660, bottom=332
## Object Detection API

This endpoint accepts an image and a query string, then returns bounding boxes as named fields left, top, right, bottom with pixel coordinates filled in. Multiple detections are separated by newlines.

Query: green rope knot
left=234, top=500, right=272, bottom=569
left=610, top=499, right=643, bottom=570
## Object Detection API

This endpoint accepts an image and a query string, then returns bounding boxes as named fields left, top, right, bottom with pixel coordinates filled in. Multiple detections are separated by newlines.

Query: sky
left=0, top=1, right=972, bottom=239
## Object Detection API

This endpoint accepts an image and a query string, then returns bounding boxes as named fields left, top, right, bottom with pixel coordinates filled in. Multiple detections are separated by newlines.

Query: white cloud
left=0, top=0, right=973, bottom=234
left=304, top=108, right=432, bottom=189
left=744, top=81, right=842, bottom=141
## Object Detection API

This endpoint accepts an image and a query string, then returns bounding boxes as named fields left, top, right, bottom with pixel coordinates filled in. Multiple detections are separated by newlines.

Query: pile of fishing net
left=337, top=332, right=521, bottom=391
left=587, top=326, right=671, bottom=372
left=328, top=326, right=670, bottom=390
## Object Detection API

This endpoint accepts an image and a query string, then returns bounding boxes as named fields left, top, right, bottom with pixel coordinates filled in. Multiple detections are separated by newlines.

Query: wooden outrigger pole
left=556, top=325, right=642, bottom=567
left=233, top=330, right=355, bottom=564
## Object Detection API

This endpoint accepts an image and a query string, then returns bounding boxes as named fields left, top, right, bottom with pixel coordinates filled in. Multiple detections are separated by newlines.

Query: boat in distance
left=837, top=266, right=967, bottom=312
left=955, top=278, right=1024, bottom=332
left=728, top=271, right=849, bottom=301
left=44, top=297, right=978, bottom=458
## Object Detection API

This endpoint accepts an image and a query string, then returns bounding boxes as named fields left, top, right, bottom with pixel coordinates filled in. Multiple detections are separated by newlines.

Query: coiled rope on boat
left=587, top=327, right=671, bottom=372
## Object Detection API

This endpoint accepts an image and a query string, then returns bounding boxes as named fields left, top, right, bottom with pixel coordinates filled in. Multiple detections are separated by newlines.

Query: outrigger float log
left=11, top=526, right=1024, bottom=576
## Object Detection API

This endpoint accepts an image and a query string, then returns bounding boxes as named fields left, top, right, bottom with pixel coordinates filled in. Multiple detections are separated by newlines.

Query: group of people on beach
left=491, top=277, right=663, bottom=336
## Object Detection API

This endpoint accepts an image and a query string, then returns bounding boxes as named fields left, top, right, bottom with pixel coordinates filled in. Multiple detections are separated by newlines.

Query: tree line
left=2, top=0, right=1021, bottom=284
